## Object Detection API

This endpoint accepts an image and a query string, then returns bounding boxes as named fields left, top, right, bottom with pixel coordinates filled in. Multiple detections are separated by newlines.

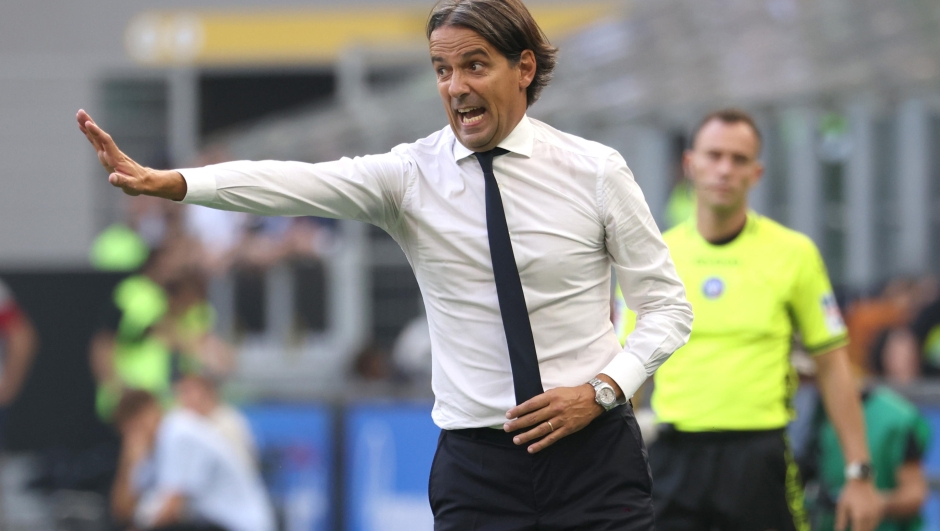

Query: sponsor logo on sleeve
left=821, top=293, right=846, bottom=335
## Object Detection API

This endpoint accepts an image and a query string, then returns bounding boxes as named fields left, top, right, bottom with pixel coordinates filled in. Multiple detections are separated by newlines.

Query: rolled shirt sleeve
left=599, top=153, right=693, bottom=399
left=178, top=151, right=413, bottom=234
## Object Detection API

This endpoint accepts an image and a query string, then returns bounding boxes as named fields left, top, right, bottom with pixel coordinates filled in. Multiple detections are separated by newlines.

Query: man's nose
left=716, top=157, right=733, bottom=177
left=448, top=70, right=469, bottom=99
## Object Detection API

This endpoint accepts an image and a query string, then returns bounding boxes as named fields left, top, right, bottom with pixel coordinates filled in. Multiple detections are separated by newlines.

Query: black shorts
left=429, top=404, right=654, bottom=531
left=649, top=428, right=808, bottom=531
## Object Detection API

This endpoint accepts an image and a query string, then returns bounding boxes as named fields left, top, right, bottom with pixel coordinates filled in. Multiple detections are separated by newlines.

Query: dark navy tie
left=475, top=148, right=544, bottom=405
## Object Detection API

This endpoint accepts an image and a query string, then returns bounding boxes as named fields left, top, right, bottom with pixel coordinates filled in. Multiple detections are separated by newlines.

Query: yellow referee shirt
left=617, top=213, right=848, bottom=431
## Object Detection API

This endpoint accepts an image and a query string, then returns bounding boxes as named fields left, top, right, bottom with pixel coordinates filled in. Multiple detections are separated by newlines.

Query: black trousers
left=429, top=404, right=654, bottom=531
left=649, top=428, right=808, bottom=531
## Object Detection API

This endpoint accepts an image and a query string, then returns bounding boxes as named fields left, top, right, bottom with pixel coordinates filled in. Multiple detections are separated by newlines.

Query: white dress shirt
left=181, top=116, right=692, bottom=429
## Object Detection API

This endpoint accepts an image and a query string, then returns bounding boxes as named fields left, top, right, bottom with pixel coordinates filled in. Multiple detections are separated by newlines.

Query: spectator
left=871, top=329, right=922, bottom=386
left=845, top=278, right=919, bottom=372
left=90, top=195, right=173, bottom=272
left=807, top=384, right=931, bottom=531
left=90, top=246, right=178, bottom=419
left=92, top=215, right=231, bottom=419
left=912, top=282, right=940, bottom=374
left=174, top=374, right=257, bottom=471
left=156, top=269, right=234, bottom=379
left=0, top=278, right=38, bottom=412
left=110, top=390, right=274, bottom=531
left=0, top=278, right=38, bottom=527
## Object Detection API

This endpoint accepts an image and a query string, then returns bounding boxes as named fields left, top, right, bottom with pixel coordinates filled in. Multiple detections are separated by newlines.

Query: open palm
left=76, top=109, right=147, bottom=196
left=76, top=109, right=186, bottom=200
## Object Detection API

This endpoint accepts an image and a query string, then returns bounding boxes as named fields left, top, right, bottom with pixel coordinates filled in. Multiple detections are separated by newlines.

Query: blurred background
left=0, top=0, right=939, bottom=529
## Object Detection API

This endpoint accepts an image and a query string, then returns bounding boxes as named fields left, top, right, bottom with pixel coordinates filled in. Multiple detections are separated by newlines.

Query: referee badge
left=702, top=277, right=725, bottom=299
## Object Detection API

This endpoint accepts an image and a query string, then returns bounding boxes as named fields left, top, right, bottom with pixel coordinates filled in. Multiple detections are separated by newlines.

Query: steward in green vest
left=810, top=387, right=931, bottom=531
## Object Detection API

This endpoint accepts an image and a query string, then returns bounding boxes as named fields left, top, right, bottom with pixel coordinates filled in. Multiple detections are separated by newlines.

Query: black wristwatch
left=845, top=461, right=873, bottom=482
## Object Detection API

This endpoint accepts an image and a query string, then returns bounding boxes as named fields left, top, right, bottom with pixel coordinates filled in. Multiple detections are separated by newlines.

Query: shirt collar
left=452, top=114, right=534, bottom=161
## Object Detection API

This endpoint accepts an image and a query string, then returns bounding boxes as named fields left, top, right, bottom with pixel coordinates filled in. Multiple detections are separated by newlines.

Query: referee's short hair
left=691, top=108, right=763, bottom=155
left=427, top=0, right=558, bottom=107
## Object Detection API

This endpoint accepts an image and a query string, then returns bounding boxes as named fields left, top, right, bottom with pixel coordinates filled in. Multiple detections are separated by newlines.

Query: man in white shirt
left=78, top=0, right=692, bottom=528
left=110, top=390, right=275, bottom=531
left=174, top=374, right=258, bottom=471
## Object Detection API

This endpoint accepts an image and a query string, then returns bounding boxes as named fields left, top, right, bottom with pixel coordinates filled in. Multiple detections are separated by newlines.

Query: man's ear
left=749, top=161, right=765, bottom=187
left=682, top=150, right=695, bottom=183
left=517, top=49, right=536, bottom=89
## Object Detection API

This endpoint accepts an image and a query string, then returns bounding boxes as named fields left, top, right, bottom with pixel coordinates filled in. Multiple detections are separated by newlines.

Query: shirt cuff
left=600, top=351, right=648, bottom=400
left=177, top=167, right=217, bottom=205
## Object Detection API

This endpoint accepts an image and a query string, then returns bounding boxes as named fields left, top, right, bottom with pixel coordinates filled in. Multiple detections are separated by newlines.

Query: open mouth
left=457, top=107, right=486, bottom=126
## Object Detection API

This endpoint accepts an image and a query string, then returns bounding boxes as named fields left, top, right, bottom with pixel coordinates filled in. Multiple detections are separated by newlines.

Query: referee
left=620, top=109, right=883, bottom=531
left=76, top=1, right=693, bottom=528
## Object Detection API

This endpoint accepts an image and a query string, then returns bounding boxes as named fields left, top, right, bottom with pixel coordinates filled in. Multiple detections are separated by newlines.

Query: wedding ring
left=547, top=421, right=555, bottom=433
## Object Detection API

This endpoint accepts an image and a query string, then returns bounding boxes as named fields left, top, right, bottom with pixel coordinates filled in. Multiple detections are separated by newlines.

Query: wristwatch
left=588, top=378, right=618, bottom=411
left=845, top=461, right=873, bottom=481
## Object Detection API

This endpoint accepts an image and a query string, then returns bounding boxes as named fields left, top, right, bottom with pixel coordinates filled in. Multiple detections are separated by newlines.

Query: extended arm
left=815, top=347, right=883, bottom=531
left=76, top=110, right=409, bottom=231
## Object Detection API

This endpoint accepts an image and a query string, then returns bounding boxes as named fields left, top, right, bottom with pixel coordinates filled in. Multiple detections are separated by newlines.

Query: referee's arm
left=814, top=346, right=883, bottom=531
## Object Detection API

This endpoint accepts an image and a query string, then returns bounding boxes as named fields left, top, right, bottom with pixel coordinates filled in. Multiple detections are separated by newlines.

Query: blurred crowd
left=845, top=276, right=940, bottom=386
left=84, top=178, right=338, bottom=527
left=88, top=164, right=338, bottom=409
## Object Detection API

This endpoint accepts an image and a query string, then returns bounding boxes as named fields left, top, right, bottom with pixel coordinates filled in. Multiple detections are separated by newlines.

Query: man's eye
left=471, top=63, right=483, bottom=71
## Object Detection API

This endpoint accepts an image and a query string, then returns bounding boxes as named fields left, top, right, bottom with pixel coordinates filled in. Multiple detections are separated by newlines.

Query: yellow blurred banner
left=125, top=5, right=618, bottom=66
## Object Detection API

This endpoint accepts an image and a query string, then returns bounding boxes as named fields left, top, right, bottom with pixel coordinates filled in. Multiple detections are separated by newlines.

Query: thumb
left=835, top=497, right=849, bottom=531
left=109, top=172, right=142, bottom=196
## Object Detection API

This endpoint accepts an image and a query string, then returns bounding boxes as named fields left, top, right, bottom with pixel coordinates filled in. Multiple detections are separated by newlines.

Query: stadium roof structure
left=208, top=0, right=940, bottom=163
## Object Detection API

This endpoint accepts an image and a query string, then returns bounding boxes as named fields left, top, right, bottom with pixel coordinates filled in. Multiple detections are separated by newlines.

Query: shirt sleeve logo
left=702, top=277, right=725, bottom=299
left=821, top=293, right=846, bottom=335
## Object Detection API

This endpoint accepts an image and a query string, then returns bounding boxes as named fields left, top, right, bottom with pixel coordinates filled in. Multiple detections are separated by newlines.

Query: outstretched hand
left=76, top=109, right=186, bottom=200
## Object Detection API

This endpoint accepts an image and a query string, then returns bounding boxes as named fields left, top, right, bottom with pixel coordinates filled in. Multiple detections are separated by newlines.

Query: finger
left=79, top=126, right=98, bottom=150
left=77, top=111, right=103, bottom=149
left=87, top=121, right=121, bottom=158
left=109, top=172, right=137, bottom=192
left=507, top=393, right=552, bottom=420
left=834, top=500, right=848, bottom=531
left=84, top=122, right=105, bottom=152
left=512, top=420, right=558, bottom=445
left=526, top=425, right=567, bottom=454
left=504, top=407, right=553, bottom=432
left=76, top=109, right=91, bottom=133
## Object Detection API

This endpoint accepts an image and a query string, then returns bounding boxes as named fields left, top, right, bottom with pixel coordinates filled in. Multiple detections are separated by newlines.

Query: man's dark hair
left=113, top=389, right=158, bottom=428
left=690, top=108, right=763, bottom=155
left=427, top=0, right=558, bottom=106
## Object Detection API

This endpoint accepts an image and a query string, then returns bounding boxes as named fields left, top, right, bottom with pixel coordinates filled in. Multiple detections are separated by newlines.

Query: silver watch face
left=597, top=386, right=616, bottom=406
